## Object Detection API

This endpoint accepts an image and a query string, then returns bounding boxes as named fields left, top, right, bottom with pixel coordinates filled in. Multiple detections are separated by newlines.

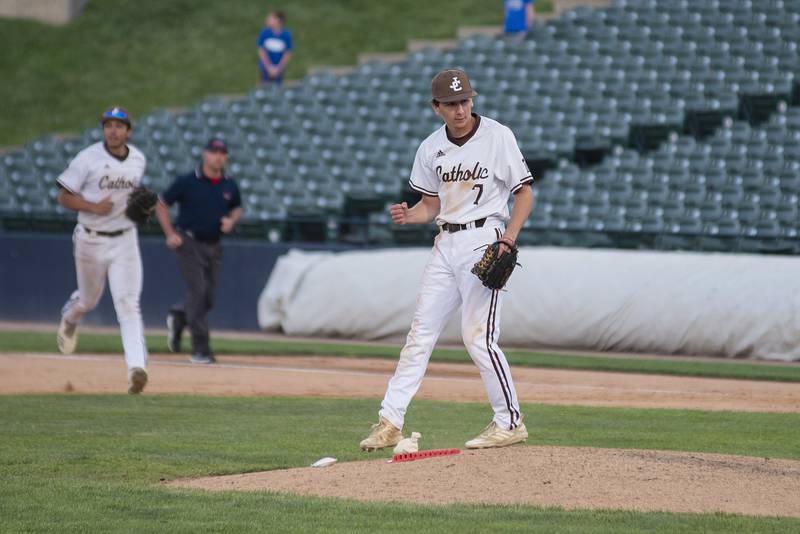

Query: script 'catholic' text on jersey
left=408, top=116, right=533, bottom=225
left=57, top=142, right=147, bottom=232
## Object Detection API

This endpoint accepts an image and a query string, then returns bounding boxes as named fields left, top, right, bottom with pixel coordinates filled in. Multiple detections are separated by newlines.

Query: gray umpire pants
left=175, top=232, right=222, bottom=356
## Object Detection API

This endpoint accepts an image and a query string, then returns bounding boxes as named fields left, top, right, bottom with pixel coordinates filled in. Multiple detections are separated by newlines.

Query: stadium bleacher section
left=3, top=0, right=800, bottom=252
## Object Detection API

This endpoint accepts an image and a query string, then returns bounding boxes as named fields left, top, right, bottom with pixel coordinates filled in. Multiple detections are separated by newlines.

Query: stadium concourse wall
left=0, top=0, right=89, bottom=25
left=0, top=231, right=352, bottom=331
left=259, top=247, right=800, bottom=362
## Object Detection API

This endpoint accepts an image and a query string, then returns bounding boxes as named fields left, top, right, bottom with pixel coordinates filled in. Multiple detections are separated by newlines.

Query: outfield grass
left=1, top=0, right=523, bottom=147
left=1, top=395, right=799, bottom=533
left=3, top=329, right=800, bottom=382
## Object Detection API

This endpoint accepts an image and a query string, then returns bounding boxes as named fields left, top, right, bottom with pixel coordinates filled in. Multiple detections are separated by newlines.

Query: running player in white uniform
left=55, top=107, right=149, bottom=394
left=360, top=69, right=535, bottom=451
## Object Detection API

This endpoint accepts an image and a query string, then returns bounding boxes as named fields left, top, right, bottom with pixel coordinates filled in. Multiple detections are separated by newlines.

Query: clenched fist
left=389, top=202, right=409, bottom=225
left=166, top=232, right=183, bottom=250
left=92, top=196, right=113, bottom=216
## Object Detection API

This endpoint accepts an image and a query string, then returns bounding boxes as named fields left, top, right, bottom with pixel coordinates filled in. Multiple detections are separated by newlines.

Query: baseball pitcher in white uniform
left=55, top=106, right=149, bottom=394
left=360, top=69, right=534, bottom=451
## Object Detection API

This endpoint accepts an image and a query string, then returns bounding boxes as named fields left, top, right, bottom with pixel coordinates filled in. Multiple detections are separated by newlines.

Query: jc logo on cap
left=431, top=69, right=478, bottom=103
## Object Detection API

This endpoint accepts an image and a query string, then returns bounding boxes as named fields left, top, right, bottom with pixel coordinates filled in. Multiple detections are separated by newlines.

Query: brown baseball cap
left=431, top=69, right=478, bottom=103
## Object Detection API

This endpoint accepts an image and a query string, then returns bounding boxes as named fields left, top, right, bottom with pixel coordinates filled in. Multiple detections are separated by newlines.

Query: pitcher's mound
left=168, top=446, right=800, bottom=517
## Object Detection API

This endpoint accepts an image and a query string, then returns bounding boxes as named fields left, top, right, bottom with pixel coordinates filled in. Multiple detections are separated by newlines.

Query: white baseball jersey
left=409, top=115, right=533, bottom=225
left=57, top=142, right=147, bottom=231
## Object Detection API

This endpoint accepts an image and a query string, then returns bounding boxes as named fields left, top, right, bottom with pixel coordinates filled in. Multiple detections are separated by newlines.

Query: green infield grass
left=2, top=329, right=800, bottom=382
left=1, top=395, right=798, bottom=532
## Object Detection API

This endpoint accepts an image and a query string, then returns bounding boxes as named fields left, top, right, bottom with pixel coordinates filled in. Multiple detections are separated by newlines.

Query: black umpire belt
left=440, top=218, right=487, bottom=233
left=82, top=226, right=127, bottom=237
left=184, top=230, right=220, bottom=244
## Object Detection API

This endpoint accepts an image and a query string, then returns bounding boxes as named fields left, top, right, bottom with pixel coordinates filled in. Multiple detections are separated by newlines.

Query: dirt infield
left=2, top=352, right=800, bottom=412
left=169, top=446, right=800, bottom=518
left=3, top=350, right=800, bottom=517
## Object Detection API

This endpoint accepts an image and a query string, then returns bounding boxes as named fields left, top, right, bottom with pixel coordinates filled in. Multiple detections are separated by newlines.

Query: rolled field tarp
left=257, top=247, right=800, bottom=361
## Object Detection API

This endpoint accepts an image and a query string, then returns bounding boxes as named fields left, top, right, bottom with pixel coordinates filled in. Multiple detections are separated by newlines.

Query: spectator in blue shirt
left=504, top=0, right=535, bottom=36
left=257, top=10, right=293, bottom=86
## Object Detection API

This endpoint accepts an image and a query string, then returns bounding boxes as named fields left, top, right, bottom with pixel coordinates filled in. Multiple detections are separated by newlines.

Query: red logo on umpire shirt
left=223, top=192, right=231, bottom=200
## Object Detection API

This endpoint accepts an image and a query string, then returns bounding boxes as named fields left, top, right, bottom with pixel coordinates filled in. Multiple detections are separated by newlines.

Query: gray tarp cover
left=258, top=247, right=800, bottom=361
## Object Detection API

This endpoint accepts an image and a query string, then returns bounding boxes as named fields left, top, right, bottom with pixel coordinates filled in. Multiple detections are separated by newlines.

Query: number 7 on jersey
left=472, top=183, right=483, bottom=205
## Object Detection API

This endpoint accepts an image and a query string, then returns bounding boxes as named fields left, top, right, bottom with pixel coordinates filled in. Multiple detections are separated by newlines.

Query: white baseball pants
left=62, top=225, right=148, bottom=370
left=380, top=223, right=522, bottom=430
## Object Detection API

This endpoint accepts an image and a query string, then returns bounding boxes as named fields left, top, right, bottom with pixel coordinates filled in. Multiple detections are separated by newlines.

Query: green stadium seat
left=736, top=203, right=761, bottom=224
left=660, top=195, right=686, bottom=219
left=755, top=188, right=782, bottom=209
left=639, top=212, right=664, bottom=233
left=719, top=185, right=744, bottom=208
left=699, top=199, right=724, bottom=222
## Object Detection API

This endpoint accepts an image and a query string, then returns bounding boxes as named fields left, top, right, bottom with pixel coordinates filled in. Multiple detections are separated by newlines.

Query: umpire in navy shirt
left=156, top=138, right=242, bottom=364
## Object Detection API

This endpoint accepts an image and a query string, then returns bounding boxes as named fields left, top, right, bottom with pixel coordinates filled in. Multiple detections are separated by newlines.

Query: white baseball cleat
left=128, top=367, right=148, bottom=395
left=57, top=317, right=78, bottom=355
left=465, top=421, right=528, bottom=449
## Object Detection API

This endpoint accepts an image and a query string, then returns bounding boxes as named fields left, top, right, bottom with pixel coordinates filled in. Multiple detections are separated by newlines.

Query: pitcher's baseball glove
left=471, top=239, right=520, bottom=290
left=125, top=186, right=158, bottom=225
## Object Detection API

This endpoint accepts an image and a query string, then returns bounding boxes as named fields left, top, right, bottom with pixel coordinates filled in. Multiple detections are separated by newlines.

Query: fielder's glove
left=471, top=239, right=520, bottom=290
left=125, top=186, right=158, bottom=225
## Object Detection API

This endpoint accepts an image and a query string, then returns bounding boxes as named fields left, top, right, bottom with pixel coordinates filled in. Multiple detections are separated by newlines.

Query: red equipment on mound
left=389, top=448, right=461, bottom=463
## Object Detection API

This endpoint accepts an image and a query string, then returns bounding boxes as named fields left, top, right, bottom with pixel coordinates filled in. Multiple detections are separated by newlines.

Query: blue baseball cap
left=100, top=106, right=132, bottom=127
left=204, top=138, right=228, bottom=153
